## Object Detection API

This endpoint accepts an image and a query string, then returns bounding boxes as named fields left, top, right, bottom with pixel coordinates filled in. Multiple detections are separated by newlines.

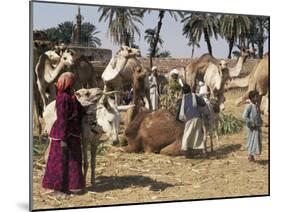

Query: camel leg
left=209, top=132, right=214, bottom=152
left=90, top=140, right=97, bottom=190
left=37, top=80, right=48, bottom=109
left=202, top=121, right=208, bottom=155
left=82, top=136, right=89, bottom=189
left=121, top=137, right=142, bottom=153
left=33, top=100, right=42, bottom=136
left=160, top=139, right=182, bottom=156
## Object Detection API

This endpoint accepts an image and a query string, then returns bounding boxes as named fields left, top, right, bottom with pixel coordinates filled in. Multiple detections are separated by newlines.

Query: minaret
left=75, top=6, right=82, bottom=45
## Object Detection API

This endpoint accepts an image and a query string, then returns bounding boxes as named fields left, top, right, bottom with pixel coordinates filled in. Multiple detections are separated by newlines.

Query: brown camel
left=235, top=53, right=269, bottom=106
left=71, top=55, right=98, bottom=89
left=121, top=97, right=220, bottom=156
left=122, top=66, right=152, bottom=128
left=183, top=48, right=251, bottom=91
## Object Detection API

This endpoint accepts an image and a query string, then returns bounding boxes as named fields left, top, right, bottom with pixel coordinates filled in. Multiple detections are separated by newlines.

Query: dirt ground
left=32, top=90, right=269, bottom=210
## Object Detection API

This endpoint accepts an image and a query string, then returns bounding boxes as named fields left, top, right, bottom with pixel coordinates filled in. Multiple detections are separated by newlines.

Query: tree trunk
left=258, top=19, right=264, bottom=58
left=203, top=28, right=212, bottom=56
left=150, top=10, right=165, bottom=68
left=258, top=41, right=264, bottom=58
left=228, top=37, right=235, bottom=59
left=191, top=44, right=195, bottom=58
left=251, top=42, right=257, bottom=58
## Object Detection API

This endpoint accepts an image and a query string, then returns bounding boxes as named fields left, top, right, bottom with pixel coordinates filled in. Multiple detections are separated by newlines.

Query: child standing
left=242, top=90, right=263, bottom=162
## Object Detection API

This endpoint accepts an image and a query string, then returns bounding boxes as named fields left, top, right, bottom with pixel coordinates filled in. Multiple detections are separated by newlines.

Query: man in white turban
left=148, top=66, right=159, bottom=110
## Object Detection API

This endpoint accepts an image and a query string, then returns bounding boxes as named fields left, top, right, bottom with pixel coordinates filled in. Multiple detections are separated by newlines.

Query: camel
left=183, top=48, right=252, bottom=91
left=35, top=49, right=74, bottom=109
left=71, top=55, right=98, bottom=89
left=53, top=44, right=98, bottom=89
left=33, top=40, right=54, bottom=134
left=121, top=66, right=152, bottom=129
left=119, top=95, right=220, bottom=156
left=235, top=53, right=269, bottom=106
left=101, top=45, right=145, bottom=103
left=202, top=60, right=229, bottom=110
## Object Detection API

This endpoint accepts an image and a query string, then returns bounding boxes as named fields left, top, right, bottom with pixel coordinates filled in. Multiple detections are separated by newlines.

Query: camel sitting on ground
left=120, top=95, right=220, bottom=156
left=235, top=53, right=268, bottom=106
left=35, top=49, right=74, bottom=109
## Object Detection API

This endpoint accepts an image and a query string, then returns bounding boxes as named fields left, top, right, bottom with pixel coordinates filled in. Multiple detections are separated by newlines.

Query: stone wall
left=138, top=57, right=260, bottom=76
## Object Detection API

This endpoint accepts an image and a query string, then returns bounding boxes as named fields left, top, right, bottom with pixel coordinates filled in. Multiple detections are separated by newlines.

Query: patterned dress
left=42, top=92, right=84, bottom=191
left=242, top=103, right=263, bottom=156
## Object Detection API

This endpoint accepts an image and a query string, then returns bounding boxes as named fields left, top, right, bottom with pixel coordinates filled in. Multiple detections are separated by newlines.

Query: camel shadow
left=208, top=144, right=242, bottom=159
left=89, top=175, right=174, bottom=193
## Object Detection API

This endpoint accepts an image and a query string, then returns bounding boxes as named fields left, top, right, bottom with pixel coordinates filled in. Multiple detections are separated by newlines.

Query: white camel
left=35, top=49, right=74, bottom=109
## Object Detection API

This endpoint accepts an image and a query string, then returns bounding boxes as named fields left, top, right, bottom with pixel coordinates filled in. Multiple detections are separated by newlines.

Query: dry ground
left=32, top=90, right=269, bottom=210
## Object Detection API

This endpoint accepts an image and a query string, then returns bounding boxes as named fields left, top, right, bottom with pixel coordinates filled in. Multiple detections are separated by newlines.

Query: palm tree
left=98, top=7, right=144, bottom=46
left=220, top=15, right=251, bottom=58
left=182, top=13, right=220, bottom=56
left=146, top=10, right=184, bottom=67
left=81, top=22, right=101, bottom=47
left=57, top=21, right=74, bottom=44
left=187, top=38, right=200, bottom=58
left=144, top=28, right=164, bottom=57
left=155, top=50, right=171, bottom=58
left=247, top=16, right=269, bottom=58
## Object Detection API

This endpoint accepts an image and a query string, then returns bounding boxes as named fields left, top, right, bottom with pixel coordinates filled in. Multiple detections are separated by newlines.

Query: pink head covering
left=56, top=72, right=75, bottom=94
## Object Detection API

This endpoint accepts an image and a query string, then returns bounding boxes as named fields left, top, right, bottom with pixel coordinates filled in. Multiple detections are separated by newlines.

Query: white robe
left=149, top=75, right=159, bottom=110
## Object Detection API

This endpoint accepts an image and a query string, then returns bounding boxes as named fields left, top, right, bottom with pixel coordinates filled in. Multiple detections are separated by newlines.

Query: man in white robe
left=148, top=66, right=159, bottom=110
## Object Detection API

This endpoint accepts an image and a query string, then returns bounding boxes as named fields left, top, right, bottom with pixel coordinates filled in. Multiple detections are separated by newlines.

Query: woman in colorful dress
left=42, top=72, right=84, bottom=194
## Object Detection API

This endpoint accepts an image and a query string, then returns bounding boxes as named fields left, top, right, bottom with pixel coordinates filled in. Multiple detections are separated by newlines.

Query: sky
left=32, top=1, right=268, bottom=58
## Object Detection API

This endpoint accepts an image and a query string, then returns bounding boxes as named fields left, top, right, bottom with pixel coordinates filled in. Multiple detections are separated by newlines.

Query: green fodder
left=218, top=113, right=244, bottom=136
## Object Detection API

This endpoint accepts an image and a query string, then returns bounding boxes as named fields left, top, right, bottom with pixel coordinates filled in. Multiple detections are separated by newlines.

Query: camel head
left=240, top=47, right=256, bottom=58
left=75, top=88, right=121, bottom=144
left=118, top=45, right=141, bottom=59
left=44, top=50, right=60, bottom=65
left=101, top=46, right=141, bottom=83
left=133, top=66, right=149, bottom=82
left=60, top=49, right=74, bottom=67
left=75, top=88, right=103, bottom=107
left=219, top=60, right=228, bottom=70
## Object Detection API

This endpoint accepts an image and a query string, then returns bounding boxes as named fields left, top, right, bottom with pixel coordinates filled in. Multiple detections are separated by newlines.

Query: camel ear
left=75, top=92, right=81, bottom=98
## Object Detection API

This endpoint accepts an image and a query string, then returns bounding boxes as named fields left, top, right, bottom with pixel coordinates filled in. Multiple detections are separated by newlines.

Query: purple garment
left=49, top=92, right=83, bottom=140
left=42, top=92, right=84, bottom=191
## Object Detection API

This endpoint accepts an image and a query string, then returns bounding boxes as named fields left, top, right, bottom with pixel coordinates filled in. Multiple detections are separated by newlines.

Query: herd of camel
left=33, top=36, right=269, bottom=188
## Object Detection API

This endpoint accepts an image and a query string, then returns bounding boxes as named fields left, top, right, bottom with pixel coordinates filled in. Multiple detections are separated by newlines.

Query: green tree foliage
left=43, top=21, right=101, bottom=47
left=220, top=15, right=251, bottom=58
left=98, top=7, right=144, bottom=46
left=247, top=16, right=269, bottom=58
left=182, top=13, right=220, bottom=56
